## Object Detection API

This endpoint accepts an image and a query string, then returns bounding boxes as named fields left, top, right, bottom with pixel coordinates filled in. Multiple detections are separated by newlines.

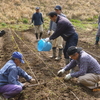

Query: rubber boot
left=35, top=33, right=38, bottom=41
left=95, top=36, right=99, bottom=45
left=49, top=47, right=56, bottom=58
left=39, top=32, right=43, bottom=39
left=65, top=58, right=70, bottom=65
left=95, top=41, right=99, bottom=45
left=55, top=48, right=63, bottom=61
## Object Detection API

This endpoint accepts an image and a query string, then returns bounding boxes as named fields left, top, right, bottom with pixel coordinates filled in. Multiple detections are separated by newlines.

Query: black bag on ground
left=0, top=30, right=6, bottom=37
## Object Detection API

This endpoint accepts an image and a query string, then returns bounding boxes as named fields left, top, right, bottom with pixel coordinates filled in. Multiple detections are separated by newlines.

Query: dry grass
left=0, top=0, right=99, bottom=24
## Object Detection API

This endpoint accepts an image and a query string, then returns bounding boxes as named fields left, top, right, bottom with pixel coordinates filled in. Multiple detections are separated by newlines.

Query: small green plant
left=1, top=22, right=6, bottom=26
left=94, top=15, right=98, bottom=19
left=86, top=18, right=94, bottom=21
left=18, top=18, right=29, bottom=23
left=22, top=18, right=28, bottom=23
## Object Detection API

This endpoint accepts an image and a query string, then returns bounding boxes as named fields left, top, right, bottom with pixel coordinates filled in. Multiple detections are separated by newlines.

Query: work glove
left=57, top=69, right=65, bottom=77
left=64, top=73, right=72, bottom=81
left=45, top=37, right=50, bottom=42
left=47, top=30, right=51, bottom=35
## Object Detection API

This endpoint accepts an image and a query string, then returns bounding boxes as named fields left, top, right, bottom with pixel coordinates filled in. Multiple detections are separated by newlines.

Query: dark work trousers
left=63, top=33, right=78, bottom=59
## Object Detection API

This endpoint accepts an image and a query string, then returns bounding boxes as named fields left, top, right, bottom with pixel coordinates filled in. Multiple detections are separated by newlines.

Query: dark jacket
left=32, top=12, right=43, bottom=25
left=49, top=13, right=66, bottom=31
left=50, top=16, right=76, bottom=41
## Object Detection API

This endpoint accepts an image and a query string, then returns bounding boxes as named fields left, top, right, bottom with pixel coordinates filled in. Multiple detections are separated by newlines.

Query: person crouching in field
left=0, top=52, right=35, bottom=99
left=57, top=46, right=100, bottom=95
left=95, top=15, right=100, bottom=45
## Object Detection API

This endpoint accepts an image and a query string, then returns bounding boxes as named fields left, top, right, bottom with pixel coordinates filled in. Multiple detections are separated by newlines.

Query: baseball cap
left=67, top=46, right=82, bottom=56
left=12, top=52, right=24, bottom=63
left=35, top=7, right=40, bottom=10
left=55, top=5, right=62, bottom=10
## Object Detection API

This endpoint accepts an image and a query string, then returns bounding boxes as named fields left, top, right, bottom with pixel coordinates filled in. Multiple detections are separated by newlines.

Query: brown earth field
left=0, top=28, right=100, bottom=100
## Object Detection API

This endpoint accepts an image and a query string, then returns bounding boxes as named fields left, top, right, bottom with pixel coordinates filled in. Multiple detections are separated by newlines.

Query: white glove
left=47, top=30, right=51, bottom=35
left=64, top=73, right=71, bottom=81
left=57, top=69, right=65, bottom=76
left=45, top=37, right=50, bottom=42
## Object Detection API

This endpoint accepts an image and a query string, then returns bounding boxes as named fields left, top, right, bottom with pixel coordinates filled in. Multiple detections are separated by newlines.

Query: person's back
left=77, top=51, right=100, bottom=74
left=50, top=15, right=76, bottom=41
left=0, top=60, right=17, bottom=86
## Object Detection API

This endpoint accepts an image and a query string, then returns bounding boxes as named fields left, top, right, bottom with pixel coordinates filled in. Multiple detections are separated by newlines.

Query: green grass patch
left=70, top=19, right=81, bottom=23
left=0, top=17, right=98, bottom=33
left=0, top=23, right=32, bottom=31
left=18, top=18, right=29, bottom=24
left=86, top=18, right=94, bottom=21
left=70, top=19, right=98, bottom=31
left=1, top=22, right=7, bottom=26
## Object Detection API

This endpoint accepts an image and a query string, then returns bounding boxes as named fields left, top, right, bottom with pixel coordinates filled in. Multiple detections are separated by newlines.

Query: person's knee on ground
left=78, top=75, right=97, bottom=89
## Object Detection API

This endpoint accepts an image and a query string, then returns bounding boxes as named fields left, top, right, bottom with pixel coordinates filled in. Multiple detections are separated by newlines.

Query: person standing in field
left=32, top=7, right=44, bottom=41
left=45, top=12, right=78, bottom=65
left=95, top=15, right=100, bottom=45
left=47, top=5, right=66, bottom=61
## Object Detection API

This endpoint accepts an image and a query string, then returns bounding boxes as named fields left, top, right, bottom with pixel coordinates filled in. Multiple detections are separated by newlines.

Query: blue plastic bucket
left=37, top=39, right=52, bottom=51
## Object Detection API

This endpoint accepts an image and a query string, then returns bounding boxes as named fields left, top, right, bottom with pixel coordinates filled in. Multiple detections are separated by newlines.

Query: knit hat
left=67, top=46, right=82, bottom=56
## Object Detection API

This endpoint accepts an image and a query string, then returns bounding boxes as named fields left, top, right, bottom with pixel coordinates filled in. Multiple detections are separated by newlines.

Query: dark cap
left=67, top=46, right=82, bottom=56
left=55, top=5, right=62, bottom=10
left=35, top=7, right=40, bottom=10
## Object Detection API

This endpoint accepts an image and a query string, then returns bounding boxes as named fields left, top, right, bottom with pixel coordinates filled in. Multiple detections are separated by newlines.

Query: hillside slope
left=0, top=0, right=99, bottom=24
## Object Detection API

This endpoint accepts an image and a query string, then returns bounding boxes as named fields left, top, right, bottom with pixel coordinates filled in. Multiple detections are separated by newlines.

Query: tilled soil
left=0, top=28, right=100, bottom=100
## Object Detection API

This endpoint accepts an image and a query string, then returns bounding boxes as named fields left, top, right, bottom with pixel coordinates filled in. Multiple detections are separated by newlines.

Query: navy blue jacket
left=32, top=12, right=43, bottom=25
left=50, top=16, right=76, bottom=41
